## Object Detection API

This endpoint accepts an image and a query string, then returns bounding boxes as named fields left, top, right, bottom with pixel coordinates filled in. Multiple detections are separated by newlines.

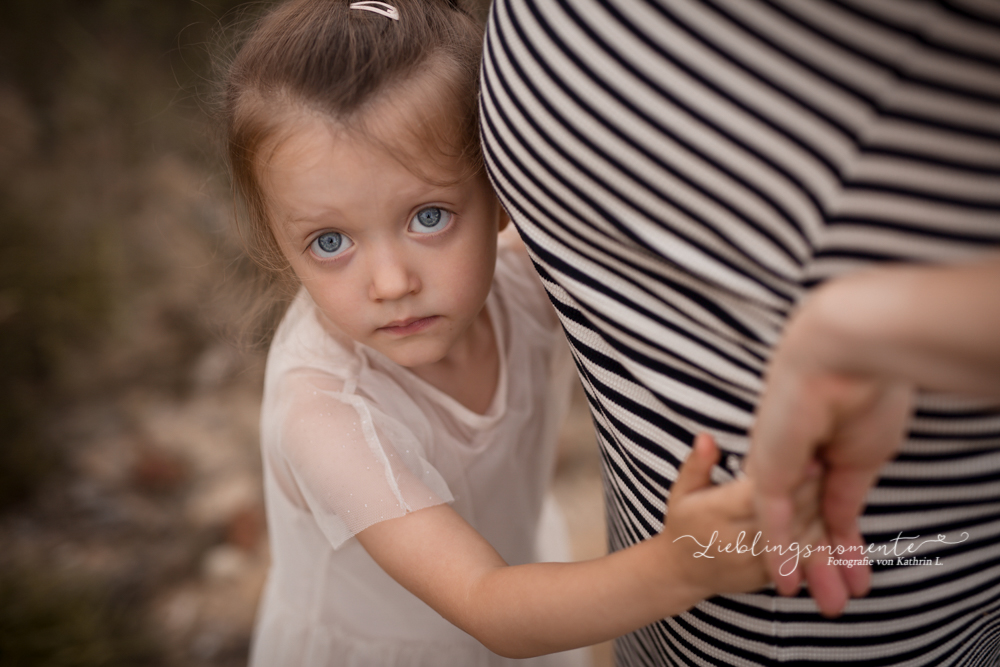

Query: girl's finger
left=671, top=433, right=719, bottom=500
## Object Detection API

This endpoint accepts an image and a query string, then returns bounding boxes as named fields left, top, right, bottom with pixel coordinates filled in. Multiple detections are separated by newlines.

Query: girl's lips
left=378, top=316, right=439, bottom=336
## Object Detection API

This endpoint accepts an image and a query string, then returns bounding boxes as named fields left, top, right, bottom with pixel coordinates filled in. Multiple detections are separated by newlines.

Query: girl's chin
left=375, top=341, right=450, bottom=370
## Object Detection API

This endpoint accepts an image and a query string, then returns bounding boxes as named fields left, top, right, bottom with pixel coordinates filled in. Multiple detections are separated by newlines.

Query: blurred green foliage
left=0, top=566, right=159, bottom=667
left=0, top=0, right=254, bottom=509
left=0, top=0, right=252, bottom=111
left=0, top=3, right=266, bottom=664
left=0, top=204, right=108, bottom=506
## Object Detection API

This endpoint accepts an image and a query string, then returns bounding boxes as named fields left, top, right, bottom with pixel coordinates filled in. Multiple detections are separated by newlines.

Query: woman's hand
left=745, top=255, right=1000, bottom=617
left=747, top=339, right=913, bottom=616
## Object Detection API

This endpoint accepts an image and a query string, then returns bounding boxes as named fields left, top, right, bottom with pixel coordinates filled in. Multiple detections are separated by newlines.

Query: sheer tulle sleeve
left=271, top=368, right=453, bottom=549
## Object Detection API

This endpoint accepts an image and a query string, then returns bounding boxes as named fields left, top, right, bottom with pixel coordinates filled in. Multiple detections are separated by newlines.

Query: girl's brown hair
left=222, top=0, right=484, bottom=293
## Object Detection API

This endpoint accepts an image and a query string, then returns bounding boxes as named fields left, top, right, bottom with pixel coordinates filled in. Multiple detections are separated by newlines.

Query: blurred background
left=0, top=2, right=609, bottom=665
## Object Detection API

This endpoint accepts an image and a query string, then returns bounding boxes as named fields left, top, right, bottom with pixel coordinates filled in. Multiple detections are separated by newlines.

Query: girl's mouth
left=378, top=316, right=439, bottom=336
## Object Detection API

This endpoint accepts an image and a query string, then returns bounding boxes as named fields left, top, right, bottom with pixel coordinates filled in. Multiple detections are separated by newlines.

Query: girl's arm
left=746, top=253, right=1000, bottom=617
left=357, top=434, right=769, bottom=659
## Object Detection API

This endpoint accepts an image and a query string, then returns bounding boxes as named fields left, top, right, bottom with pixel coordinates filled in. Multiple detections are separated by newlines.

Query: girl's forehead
left=261, top=118, right=463, bottom=191
left=261, top=111, right=479, bottom=222
left=262, top=62, right=478, bottom=186
left=353, top=64, right=478, bottom=179
left=278, top=117, right=473, bottom=192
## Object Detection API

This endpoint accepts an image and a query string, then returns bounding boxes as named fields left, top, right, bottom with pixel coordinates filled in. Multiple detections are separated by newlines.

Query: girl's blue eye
left=409, top=207, right=452, bottom=234
left=311, top=231, right=352, bottom=259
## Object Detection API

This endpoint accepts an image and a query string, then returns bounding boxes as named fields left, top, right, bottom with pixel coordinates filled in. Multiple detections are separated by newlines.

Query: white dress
left=249, top=243, right=589, bottom=667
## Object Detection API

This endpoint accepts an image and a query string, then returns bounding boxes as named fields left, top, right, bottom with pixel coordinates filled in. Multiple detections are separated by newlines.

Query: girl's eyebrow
left=285, top=209, right=348, bottom=228
left=288, top=215, right=335, bottom=226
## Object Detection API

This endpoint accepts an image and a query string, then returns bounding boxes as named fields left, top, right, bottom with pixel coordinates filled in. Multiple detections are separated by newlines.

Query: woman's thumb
left=672, top=432, right=719, bottom=498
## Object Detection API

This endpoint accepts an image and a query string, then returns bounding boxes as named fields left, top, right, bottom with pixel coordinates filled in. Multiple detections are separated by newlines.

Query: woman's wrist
left=781, top=270, right=905, bottom=382
left=785, top=258, right=1000, bottom=395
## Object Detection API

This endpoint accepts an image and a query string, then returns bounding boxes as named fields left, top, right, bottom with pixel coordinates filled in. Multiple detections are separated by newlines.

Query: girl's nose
left=368, top=249, right=420, bottom=301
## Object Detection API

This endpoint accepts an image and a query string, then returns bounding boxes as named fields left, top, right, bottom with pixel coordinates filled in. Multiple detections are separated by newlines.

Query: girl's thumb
left=672, top=433, right=719, bottom=498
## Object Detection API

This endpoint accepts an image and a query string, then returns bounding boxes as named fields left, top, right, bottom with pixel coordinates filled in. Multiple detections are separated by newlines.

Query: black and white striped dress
left=479, top=1, right=1000, bottom=664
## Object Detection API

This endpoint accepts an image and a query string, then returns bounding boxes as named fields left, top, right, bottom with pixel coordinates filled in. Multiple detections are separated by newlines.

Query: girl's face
left=264, top=111, right=504, bottom=371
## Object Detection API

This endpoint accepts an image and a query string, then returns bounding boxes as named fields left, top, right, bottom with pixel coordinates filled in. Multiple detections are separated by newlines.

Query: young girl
left=222, top=1, right=786, bottom=665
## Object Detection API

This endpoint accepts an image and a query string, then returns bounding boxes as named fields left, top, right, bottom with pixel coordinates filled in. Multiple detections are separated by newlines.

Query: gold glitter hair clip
left=349, top=1, right=400, bottom=20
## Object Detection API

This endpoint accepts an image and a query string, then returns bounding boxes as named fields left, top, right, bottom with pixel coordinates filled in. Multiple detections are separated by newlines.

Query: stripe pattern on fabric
left=480, top=1, right=1000, bottom=665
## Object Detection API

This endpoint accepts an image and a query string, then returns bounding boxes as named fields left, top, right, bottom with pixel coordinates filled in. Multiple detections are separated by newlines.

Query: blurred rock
left=73, top=433, right=134, bottom=489
left=157, top=585, right=201, bottom=639
left=186, top=474, right=259, bottom=529
left=202, top=545, right=249, bottom=583
left=225, top=504, right=265, bottom=552
left=192, top=343, right=243, bottom=390
left=132, top=446, right=190, bottom=494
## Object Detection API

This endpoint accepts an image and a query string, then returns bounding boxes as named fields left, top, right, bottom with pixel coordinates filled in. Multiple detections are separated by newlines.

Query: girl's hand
left=355, top=432, right=805, bottom=657
left=659, top=434, right=769, bottom=599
